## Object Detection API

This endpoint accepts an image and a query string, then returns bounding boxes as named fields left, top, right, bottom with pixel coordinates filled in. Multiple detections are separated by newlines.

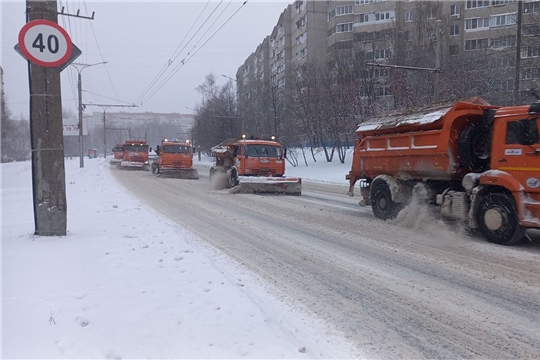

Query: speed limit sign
left=18, top=19, right=73, bottom=67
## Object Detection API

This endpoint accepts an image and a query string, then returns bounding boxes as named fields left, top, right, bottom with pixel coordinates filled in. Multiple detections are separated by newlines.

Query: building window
left=354, top=32, right=374, bottom=42
left=327, top=27, right=336, bottom=37
left=375, top=86, right=391, bottom=96
left=355, top=13, right=370, bottom=23
left=295, top=0, right=304, bottom=13
left=405, top=30, right=413, bottom=41
left=450, top=25, right=459, bottom=36
left=296, top=33, right=306, bottom=44
left=465, top=38, right=489, bottom=50
left=523, top=23, right=540, bottom=36
left=451, top=4, right=461, bottom=16
left=494, top=79, right=514, bottom=92
left=336, top=22, right=353, bottom=33
left=492, top=0, right=515, bottom=5
left=490, top=35, right=515, bottom=48
left=449, top=44, right=460, bottom=55
left=405, top=11, right=413, bottom=22
left=375, top=11, right=392, bottom=21
left=328, top=8, right=336, bottom=20
left=427, top=8, right=437, bottom=19
left=489, top=57, right=515, bottom=68
left=355, top=0, right=374, bottom=4
left=524, top=1, right=540, bottom=14
left=521, top=68, right=540, bottom=80
left=373, top=48, right=393, bottom=60
left=336, top=5, right=353, bottom=15
left=372, top=68, right=391, bottom=78
left=297, top=15, right=306, bottom=28
left=466, top=0, right=490, bottom=9
left=465, top=18, right=490, bottom=30
left=490, top=13, right=517, bottom=27
left=522, top=45, right=540, bottom=58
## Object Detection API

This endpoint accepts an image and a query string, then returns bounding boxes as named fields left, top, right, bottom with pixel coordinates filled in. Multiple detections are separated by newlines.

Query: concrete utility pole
left=71, top=62, right=107, bottom=168
left=83, top=103, right=137, bottom=158
left=26, top=0, right=67, bottom=236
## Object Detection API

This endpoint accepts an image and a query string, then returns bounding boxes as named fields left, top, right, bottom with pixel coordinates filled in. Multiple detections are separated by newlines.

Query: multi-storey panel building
left=237, top=0, right=539, bottom=122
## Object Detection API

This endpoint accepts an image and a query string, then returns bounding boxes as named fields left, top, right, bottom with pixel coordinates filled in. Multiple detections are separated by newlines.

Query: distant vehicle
left=118, top=140, right=149, bottom=170
left=110, top=144, right=124, bottom=165
left=210, top=136, right=301, bottom=195
left=88, top=149, right=97, bottom=159
left=347, top=97, right=540, bottom=245
left=151, top=139, right=199, bottom=179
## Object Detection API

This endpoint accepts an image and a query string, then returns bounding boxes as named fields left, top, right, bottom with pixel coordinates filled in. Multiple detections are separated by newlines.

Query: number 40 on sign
left=18, top=19, right=73, bottom=68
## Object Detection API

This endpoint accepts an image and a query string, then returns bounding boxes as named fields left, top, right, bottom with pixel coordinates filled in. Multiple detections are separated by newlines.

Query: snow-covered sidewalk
left=2, top=158, right=357, bottom=359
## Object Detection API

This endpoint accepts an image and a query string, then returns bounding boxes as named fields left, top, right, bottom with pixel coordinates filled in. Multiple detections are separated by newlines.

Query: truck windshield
left=113, top=146, right=123, bottom=153
left=162, top=145, right=191, bottom=154
left=125, top=145, right=149, bottom=152
left=244, top=145, right=282, bottom=158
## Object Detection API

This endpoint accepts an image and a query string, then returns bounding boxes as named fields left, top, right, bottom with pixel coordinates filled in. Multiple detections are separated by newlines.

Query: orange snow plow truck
left=210, top=137, right=301, bottom=195
left=347, top=97, right=540, bottom=245
left=151, top=139, right=199, bottom=179
left=118, top=140, right=149, bottom=170
left=109, top=144, right=124, bottom=165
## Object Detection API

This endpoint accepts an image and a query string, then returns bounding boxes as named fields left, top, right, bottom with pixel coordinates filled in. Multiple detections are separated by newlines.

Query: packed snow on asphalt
left=2, top=155, right=358, bottom=359
left=3, top=151, right=540, bottom=359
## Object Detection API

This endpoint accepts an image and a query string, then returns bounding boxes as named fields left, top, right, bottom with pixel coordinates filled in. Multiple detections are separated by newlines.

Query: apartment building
left=237, top=0, right=539, bottom=122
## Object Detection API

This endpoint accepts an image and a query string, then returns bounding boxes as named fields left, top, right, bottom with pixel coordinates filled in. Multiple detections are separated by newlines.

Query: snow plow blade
left=229, top=177, right=302, bottom=195
left=157, top=168, right=199, bottom=179
left=118, top=161, right=148, bottom=170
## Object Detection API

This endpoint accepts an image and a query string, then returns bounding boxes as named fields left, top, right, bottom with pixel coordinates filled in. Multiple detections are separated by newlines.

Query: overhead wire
left=83, top=0, right=120, bottom=101
left=139, top=0, right=249, bottom=106
left=133, top=0, right=212, bottom=105
left=134, top=0, right=221, bottom=105
left=81, top=89, right=133, bottom=104
left=59, top=0, right=78, bottom=104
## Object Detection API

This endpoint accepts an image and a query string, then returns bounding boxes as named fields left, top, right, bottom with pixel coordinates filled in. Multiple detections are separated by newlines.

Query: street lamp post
left=71, top=61, right=108, bottom=168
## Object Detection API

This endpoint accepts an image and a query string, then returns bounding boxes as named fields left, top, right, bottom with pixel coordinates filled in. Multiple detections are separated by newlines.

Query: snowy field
left=2, top=152, right=359, bottom=359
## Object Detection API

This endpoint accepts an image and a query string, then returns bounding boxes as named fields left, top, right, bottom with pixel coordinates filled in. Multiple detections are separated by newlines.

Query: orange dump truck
left=151, top=139, right=199, bottom=179
left=110, top=144, right=124, bottom=165
left=347, top=97, right=540, bottom=245
left=118, top=140, right=149, bottom=170
left=210, top=137, right=301, bottom=195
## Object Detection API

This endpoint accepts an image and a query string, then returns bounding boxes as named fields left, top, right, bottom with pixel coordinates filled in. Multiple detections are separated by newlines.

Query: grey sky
left=1, top=1, right=289, bottom=119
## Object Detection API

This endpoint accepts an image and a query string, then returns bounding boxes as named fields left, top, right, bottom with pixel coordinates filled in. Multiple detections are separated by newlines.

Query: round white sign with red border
left=18, top=19, right=72, bottom=67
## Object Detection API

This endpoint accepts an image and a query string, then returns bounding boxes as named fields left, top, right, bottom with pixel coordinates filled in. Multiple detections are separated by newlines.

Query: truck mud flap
left=229, top=177, right=302, bottom=195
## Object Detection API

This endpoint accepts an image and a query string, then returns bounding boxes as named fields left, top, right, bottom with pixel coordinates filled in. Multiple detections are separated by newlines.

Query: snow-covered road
left=113, top=164, right=540, bottom=359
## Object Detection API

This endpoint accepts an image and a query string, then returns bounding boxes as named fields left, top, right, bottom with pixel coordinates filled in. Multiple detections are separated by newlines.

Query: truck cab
left=119, top=140, right=149, bottom=169
left=110, top=144, right=124, bottom=165
left=234, top=139, right=286, bottom=177
left=480, top=104, right=540, bottom=230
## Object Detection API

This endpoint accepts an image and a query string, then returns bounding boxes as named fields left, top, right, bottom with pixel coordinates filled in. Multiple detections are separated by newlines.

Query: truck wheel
left=459, top=125, right=490, bottom=170
left=371, top=182, right=401, bottom=220
left=228, top=168, right=239, bottom=187
left=475, top=193, right=525, bottom=245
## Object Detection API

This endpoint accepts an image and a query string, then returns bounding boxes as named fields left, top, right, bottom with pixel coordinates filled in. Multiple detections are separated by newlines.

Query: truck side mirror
left=284, top=148, right=287, bottom=159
